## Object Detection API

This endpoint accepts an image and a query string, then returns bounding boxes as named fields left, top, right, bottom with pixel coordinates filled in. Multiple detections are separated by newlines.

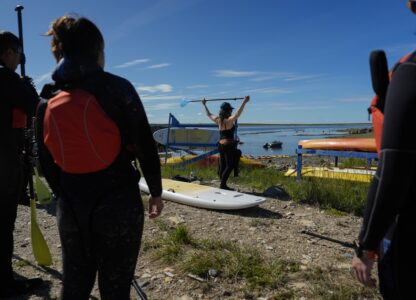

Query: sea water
left=236, top=123, right=372, bottom=157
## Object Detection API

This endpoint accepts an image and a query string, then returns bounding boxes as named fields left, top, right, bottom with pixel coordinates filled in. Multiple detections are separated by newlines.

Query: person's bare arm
left=202, top=98, right=218, bottom=123
left=230, top=95, right=249, bottom=121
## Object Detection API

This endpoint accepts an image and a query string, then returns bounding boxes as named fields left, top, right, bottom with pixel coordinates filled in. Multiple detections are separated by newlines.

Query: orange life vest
left=43, top=89, right=121, bottom=174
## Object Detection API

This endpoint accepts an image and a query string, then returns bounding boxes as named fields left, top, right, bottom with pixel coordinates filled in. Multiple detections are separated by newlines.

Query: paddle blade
left=180, top=99, right=189, bottom=107
left=30, top=199, right=53, bottom=266
left=34, top=168, right=51, bottom=205
left=369, top=50, right=389, bottom=112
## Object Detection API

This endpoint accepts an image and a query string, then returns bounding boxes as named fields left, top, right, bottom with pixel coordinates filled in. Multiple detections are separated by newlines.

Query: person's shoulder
left=100, top=71, right=138, bottom=99
left=228, top=116, right=237, bottom=122
left=102, top=71, right=134, bottom=89
left=0, top=66, right=19, bottom=80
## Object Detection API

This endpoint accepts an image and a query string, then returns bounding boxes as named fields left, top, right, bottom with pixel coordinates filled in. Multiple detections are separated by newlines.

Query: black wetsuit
left=218, top=124, right=241, bottom=189
left=36, top=58, right=162, bottom=300
left=358, top=61, right=416, bottom=299
left=0, top=64, right=39, bottom=290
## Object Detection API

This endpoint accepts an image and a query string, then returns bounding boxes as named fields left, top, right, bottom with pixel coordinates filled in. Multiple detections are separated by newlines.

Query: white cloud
left=284, top=75, right=321, bottom=81
left=337, top=96, right=372, bottom=103
left=186, top=84, right=209, bottom=89
left=114, top=59, right=150, bottom=68
left=137, top=84, right=173, bottom=93
left=268, top=102, right=332, bottom=111
left=141, top=95, right=183, bottom=101
left=214, top=69, right=259, bottom=77
left=250, top=72, right=293, bottom=82
left=144, top=102, right=179, bottom=111
left=245, top=87, right=292, bottom=94
left=215, top=69, right=320, bottom=82
left=147, top=63, right=171, bottom=69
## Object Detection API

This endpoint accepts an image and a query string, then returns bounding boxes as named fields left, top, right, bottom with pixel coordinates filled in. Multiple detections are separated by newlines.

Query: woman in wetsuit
left=36, top=16, right=163, bottom=300
left=202, top=96, right=249, bottom=190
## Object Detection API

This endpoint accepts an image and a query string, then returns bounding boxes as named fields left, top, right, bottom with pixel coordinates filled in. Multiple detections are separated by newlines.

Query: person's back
left=36, top=15, right=163, bottom=300
left=202, top=96, right=249, bottom=189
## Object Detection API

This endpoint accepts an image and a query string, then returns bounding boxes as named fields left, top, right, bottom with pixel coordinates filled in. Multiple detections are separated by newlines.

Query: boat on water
left=263, top=140, right=283, bottom=149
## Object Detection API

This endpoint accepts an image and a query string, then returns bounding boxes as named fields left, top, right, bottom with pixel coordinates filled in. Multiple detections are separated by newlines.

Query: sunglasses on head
left=409, top=0, right=416, bottom=14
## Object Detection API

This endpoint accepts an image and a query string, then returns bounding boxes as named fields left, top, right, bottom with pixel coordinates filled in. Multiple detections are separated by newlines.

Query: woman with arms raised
left=202, top=96, right=249, bottom=190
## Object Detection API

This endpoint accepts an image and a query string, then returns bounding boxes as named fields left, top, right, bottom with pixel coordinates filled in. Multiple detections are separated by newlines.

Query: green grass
left=338, top=157, right=377, bottom=168
left=143, top=224, right=300, bottom=292
left=142, top=224, right=380, bottom=298
left=14, top=259, right=30, bottom=268
left=300, top=266, right=381, bottom=299
left=161, top=162, right=370, bottom=215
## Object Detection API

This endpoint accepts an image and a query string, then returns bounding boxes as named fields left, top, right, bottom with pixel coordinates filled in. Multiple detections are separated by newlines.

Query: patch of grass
left=290, top=177, right=369, bottom=215
left=300, top=266, right=381, bottom=299
left=183, top=241, right=299, bottom=289
left=143, top=224, right=380, bottom=298
left=339, top=157, right=377, bottom=168
left=249, top=219, right=270, bottom=227
left=325, top=208, right=347, bottom=217
left=148, top=224, right=300, bottom=291
left=157, top=241, right=183, bottom=263
left=154, top=218, right=170, bottom=231
left=143, top=225, right=196, bottom=263
left=15, top=259, right=30, bottom=268
left=168, top=224, right=194, bottom=245
left=271, top=290, right=296, bottom=300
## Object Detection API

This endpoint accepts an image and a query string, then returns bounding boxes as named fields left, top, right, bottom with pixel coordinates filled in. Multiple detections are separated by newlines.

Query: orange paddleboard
left=299, top=138, right=376, bottom=152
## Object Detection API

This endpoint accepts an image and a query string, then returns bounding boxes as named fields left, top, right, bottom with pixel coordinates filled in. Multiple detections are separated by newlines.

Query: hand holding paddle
left=148, top=196, right=163, bottom=219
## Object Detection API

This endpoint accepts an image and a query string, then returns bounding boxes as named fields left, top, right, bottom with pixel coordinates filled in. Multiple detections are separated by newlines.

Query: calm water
left=235, top=123, right=372, bottom=156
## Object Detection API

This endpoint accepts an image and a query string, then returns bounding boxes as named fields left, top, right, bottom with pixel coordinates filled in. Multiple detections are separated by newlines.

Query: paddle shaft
left=301, top=230, right=355, bottom=248
left=15, top=5, right=52, bottom=266
left=131, top=279, right=148, bottom=300
left=15, top=5, right=26, bottom=76
left=15, top=5, right=34, bottom=199
left=189, top=97, right=244, bottom=103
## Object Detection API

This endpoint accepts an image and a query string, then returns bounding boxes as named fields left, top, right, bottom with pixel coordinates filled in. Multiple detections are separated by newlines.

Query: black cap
left=220, top=102, right=234, bottom=111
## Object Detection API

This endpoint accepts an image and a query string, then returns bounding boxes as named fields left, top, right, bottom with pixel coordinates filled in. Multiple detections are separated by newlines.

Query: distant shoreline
left=150, top=122, right=372, bottom=127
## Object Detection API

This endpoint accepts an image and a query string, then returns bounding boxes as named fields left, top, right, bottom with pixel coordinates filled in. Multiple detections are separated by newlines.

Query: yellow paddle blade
left=30, top=198, right=53, bottom=266
left=34, top=168, right=52, bottom=205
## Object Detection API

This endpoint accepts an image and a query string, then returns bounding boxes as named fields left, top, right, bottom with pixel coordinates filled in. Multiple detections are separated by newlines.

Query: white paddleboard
left=153, top=127, right=220, bottom=148
left=139, top=178, right=266, bottom=210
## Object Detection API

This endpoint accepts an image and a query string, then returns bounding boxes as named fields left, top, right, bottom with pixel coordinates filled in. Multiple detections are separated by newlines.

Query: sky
left=1, top=0, right=416, bottom=124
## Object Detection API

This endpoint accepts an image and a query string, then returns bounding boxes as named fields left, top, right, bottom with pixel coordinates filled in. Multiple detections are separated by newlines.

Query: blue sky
left=1, top=0, right=416, bottom=124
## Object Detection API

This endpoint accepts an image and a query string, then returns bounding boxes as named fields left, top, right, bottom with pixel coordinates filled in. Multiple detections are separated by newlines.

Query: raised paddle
left=180, top=97, right=244, bottom=107
left=15, top=4, right=52, bottom=266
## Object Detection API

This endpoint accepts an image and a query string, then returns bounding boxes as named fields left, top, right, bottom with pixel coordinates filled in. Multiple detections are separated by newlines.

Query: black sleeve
left=1, top=70, right=39, bottom=117
left=359, top=62, right=416, bottom=249
left=35, top=99, right=62, bottom=197
left=114, top=78, right=162, bottom=197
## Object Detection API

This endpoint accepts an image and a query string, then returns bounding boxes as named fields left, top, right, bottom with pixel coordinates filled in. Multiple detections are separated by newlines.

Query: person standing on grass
left=352, top=1, right=416, bottom=298
left=202, top=96, right=249, bottom=190
left=0, top=31, right=43, bottom=298
left=36, top=15, right=163, bottom=300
